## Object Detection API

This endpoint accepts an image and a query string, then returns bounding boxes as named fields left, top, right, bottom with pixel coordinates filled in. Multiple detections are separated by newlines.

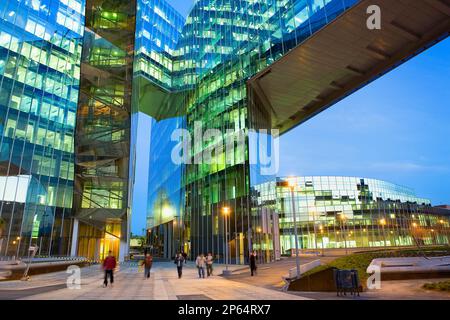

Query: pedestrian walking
left=196, top=254, right=206, bottom=278
left=141, top=253, right=153, bottom=279
left=174, top=252, right=185, bottom=279
left=250, top=251, right=257, bottom=276
left=182, top=251, right=188, bottom=264
left=206, top=252, right=214, bottom=277
left=103, top=251, right=117, bottom=287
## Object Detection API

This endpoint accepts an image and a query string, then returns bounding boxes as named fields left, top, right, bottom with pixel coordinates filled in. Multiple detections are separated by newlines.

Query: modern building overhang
left=133, top=75, right=188, bottom=120
left=248, top=0, right=450, bottom=135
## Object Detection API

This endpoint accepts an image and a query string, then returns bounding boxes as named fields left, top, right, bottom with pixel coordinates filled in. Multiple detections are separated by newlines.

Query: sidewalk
left=0, top=262, right=310, bottom=300
left=290, top=278, right=450, bottom=300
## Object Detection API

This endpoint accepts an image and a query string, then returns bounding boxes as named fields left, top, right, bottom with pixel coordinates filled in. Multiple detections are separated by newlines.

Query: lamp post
left=319, top=225, right=325, bottom=257
left=312, top=212, right=319, bottom=256
left=287, top=178, right=301, bottom=279
left=173, top=216, right=180, bottom=255
left=257, top=227, right=262, bottom=263
left=222, top=206, right=231, bottom=275
left=439, top=219, right=445, bottom=240
left=379, top=218, right=387, bottom=248
left=339, top=213, right=348, bottom=255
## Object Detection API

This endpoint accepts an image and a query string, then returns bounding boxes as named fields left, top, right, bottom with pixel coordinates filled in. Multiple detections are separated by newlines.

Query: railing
left=288, top=259, right=322, bottom=279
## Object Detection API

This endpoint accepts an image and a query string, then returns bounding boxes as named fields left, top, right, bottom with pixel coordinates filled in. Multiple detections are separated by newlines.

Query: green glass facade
left=143, top=0, right=450, bottom=264
left=73, top=0, right=137, bottom=261
left=0, top=0, right=84, bottom=257
left=254, top=177, right=450, bottom=260
left=142, top=0, right=366, bottom=263
left=135, top=0, right=186, bottom=259
left=0, top=0, right=448, bottom=264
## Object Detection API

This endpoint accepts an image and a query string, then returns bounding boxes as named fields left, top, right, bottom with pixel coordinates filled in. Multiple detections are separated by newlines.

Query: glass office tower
left=73, top=0, right=137, bottom=261
left=134, top=0, right=186, bottom=259
left=253, top=177, right=450, bottom=260
left=144, top=0, right=361, bottom=263
left=0, top=0, right=84, bottom=257
left=2, top=0, right=445, bottom=264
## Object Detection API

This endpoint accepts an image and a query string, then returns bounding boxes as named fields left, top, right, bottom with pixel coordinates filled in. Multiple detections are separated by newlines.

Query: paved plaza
left=1, top=258, right=450, bottom=300
left=0, top=261, right=310, bottom=300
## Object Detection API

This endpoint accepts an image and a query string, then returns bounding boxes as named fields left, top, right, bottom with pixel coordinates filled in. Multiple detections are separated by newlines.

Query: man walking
left=141, top=253, right=153, bottom=279
left=250, top=251, right=257, bottom=277
left=174, top=252, right=185, bottom=279
left=196, top=254, right=206, bottom=278
left=206, top=252, right=214, bottom=277
left=103, top=251, right=116, bottom=287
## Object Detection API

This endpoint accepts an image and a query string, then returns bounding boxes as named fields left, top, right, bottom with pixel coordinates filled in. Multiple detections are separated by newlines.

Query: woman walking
left=196, top=254, right=206, bottom=278
left=102, top=251, right=117, bottom=287
left=141, top=253, right=153, bottom=279
left=206, top=252, right=214, bottom=277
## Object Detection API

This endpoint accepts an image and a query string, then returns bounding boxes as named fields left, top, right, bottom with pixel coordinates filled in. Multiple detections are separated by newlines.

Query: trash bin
left=333, top=268, right=361, bottom=297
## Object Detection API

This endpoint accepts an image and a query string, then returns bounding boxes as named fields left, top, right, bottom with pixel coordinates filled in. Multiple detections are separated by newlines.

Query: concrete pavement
left=1, top=257, right=449, bottom=300
left=0, top=262, right=310, bottom=300
left=290, top=278, right=450, bottom=300
left=227, top=255, right=339, bottom=290
left=226, top=256, right=450, bottom=300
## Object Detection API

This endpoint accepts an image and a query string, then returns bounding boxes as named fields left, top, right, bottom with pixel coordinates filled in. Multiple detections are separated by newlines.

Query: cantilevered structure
left=0, top=0, right=448, bottom=262
left=144, top=0, right=450, bottom=263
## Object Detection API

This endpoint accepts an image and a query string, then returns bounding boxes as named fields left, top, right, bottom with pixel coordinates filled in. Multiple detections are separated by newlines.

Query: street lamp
left=222, top=206, right=230, bottom=274
left=256, top=227, right=262, bottom=263
left=339, top=213, right=348, bottom=255
left=379, top=218, right=387, bottom=248
left=287, top=177, right=301, bottom=279
left=312, top=212, right=319, bottom=256
left=438, top=219, right=446, bottom=240
left=430, top=229, right=436, bottom=245
left=319, top=225, right=325, bottom=256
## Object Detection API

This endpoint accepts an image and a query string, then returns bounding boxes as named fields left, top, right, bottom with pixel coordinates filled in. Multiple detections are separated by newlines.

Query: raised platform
left=0, top=259, right=89, bottom=281
left=367, top=256, right=450, bottom=280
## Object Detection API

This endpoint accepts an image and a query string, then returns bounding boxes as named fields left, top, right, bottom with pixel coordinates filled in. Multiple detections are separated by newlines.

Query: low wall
left=288, top=267, right=338, bottom=292
left=368, top=256, right=450, bottom=281
left=0, top=260, right=89, bottom=281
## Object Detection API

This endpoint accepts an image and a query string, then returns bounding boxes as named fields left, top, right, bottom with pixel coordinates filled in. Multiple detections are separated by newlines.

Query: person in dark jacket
left=103, top=251, right=117, bottom=287
left=174, top=252, right=185, bottom=278
left=141, top=254, right=153, bottom=279
left=182, top=251, right=188, bottom=264
left=249, top=251, right=257, bottom=276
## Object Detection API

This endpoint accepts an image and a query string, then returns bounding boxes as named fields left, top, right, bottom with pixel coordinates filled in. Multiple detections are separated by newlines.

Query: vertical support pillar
left=119, top=240, right=128, bottom=262
left=70, top=218, right=79, bottom=257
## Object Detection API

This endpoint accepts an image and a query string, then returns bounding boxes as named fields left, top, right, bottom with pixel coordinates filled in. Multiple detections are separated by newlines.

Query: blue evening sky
left=279, top=38, right=450, bottom=206
left=132, top=2, right=450, bottom=235
left=167, top=0, right=194, bottom=17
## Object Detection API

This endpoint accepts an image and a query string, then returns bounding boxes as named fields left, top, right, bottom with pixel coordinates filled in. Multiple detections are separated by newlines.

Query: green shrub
left=423, top=280, right=450, bottom=292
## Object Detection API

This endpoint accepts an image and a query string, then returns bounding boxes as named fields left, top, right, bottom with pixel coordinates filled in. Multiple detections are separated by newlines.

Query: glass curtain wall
left=0, top=0, right=85, bottom=257
left=74, top=0, right=136, bottom=260
left=253, top=177, right=450, bottom=254
left=175, top=0, right=359, bottom=264
left=133, top=0, right=186, bottom=258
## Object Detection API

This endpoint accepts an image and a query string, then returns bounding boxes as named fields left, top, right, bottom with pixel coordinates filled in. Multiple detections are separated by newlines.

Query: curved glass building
left=253, top=176, right=450, bottom=260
